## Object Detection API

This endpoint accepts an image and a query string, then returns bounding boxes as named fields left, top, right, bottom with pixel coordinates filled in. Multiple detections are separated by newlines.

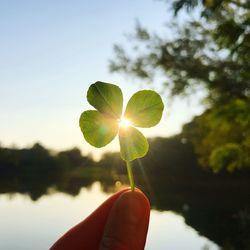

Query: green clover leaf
left=79, top=81, right=164, bottom=190
left=124, top=90, right=164, bottom=128
left=79, top=110, right=119, bottom=148
left=87, top=81, right=123, bottom=118
left=119, top=126, right=149, bottom=161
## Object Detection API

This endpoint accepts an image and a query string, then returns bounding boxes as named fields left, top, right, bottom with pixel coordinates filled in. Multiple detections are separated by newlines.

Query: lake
left=1, top=143, right=250, bottom=249
left=0, top=182, right=218, bottom=250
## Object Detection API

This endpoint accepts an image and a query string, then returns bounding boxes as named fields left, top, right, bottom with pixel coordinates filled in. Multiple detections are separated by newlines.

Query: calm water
left=0, top=182, right=218, bottom=250
left=1, top=143, right=250, bottom=249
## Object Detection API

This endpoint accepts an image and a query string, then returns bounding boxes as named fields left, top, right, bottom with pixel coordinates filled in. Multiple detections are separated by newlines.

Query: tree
left=110, top=0, right=250, bottom=172
left=110, top=0, right=250, bottom=105
left=182, top=98, right=250, bottom=172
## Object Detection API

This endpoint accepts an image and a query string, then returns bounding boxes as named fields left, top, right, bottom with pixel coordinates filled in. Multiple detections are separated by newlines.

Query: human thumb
left=99, top=189, right=150, bottom=250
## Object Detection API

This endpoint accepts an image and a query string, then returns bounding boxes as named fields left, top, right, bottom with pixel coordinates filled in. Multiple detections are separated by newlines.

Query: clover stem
left=126, top=161, right=135, bottom=191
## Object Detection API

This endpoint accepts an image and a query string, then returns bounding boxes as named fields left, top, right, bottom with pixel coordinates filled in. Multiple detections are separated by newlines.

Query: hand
left=50, top=188, right=150, bottom=250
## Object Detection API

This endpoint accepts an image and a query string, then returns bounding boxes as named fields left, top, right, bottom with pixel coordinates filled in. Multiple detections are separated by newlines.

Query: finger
left=50, top=188, right=129, bottom=250
left=100, top=189, right=150, bottom=250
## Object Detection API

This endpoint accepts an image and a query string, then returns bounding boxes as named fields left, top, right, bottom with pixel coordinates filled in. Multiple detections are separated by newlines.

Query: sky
left=0, top=0, right=204, bottom=159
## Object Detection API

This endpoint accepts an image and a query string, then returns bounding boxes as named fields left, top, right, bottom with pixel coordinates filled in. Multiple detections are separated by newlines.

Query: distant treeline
left=1, top=136, right=250, bottom=200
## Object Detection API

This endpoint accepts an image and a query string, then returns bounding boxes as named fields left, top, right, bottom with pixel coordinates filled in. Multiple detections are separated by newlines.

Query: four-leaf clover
left=79, top=81, right=164, bottom=189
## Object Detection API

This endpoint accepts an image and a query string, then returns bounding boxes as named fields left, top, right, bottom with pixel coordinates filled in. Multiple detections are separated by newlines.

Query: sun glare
left=119, top=118, right=131, bottom=128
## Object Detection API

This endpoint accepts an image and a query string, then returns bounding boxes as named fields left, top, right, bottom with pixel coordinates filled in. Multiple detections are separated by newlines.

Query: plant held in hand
left=79, top=81, right=164, bottom=190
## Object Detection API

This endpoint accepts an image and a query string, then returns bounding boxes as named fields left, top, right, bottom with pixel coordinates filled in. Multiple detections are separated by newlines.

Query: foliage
left=110, top=0, right=250, bottom=105
left=79, top=81, right=164, bottom=189
left=183, top=98, right=250, bottom=172
left=209, top=143, right=245, bottom=173
left=109, top=0, right=250, bottom=172
left=124, top=90, right=164, bottom=127
left=79, top=81, right=164, bottom=162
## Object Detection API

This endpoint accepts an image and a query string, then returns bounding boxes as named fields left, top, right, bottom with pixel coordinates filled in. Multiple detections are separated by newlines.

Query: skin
left=50, top=188, right=150, bottom=250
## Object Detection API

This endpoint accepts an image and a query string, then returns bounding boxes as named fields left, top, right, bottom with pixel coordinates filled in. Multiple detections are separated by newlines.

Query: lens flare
left=119, top=118, right=131, bottom=128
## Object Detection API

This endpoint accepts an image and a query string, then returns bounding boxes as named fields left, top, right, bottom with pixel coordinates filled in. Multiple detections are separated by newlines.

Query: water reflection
left=0, top=183, right=217, bottom=250
left=0, top=183, right=109, bottom=250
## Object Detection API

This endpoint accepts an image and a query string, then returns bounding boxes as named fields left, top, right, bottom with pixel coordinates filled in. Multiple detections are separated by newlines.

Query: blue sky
left=0, top=0, right=204, bottom=158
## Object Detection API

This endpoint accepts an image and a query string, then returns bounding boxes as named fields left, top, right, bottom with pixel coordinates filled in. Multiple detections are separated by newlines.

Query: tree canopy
left=110, top=0, right=250, bottom=171
left=183, top=98, right=250, bottom=172
left=110, top=0, right=250, bottom=105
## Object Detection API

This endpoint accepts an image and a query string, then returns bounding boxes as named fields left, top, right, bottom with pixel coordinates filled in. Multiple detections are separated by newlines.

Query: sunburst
left=119, top=118, right=131, bottom=128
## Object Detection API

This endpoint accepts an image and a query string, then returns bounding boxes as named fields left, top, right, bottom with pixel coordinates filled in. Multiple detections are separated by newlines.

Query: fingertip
left=100, top=189, right=150, bottom=250
left=121, top=189, right=151, bottom=216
